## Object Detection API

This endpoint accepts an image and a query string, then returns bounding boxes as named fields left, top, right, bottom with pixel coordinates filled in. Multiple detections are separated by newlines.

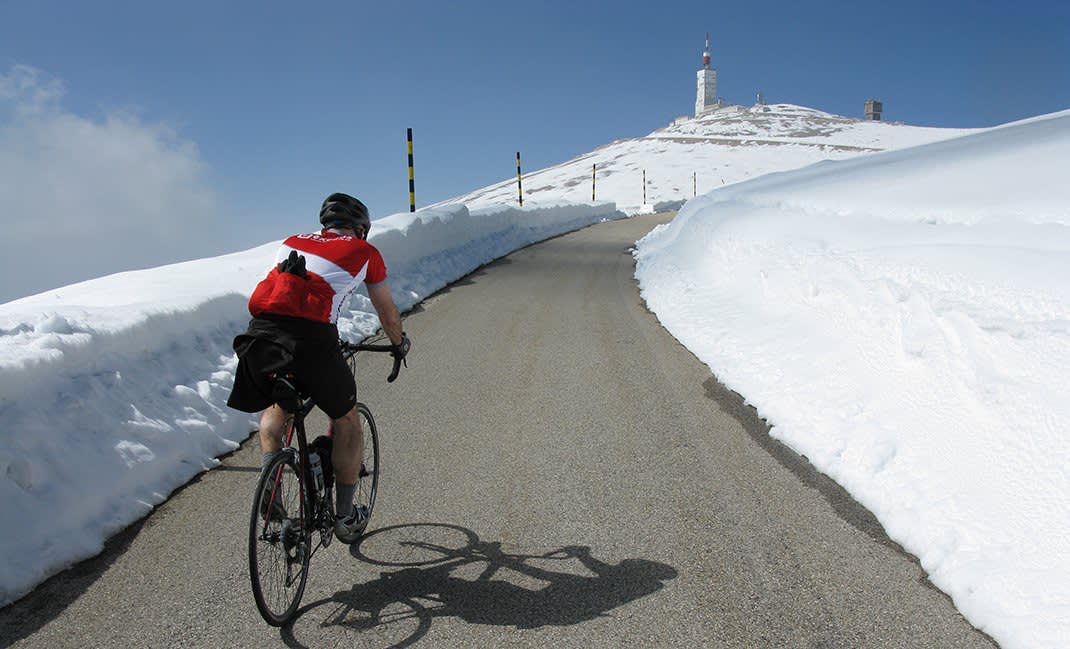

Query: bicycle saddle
left=267, top=372, right=303, bottom=413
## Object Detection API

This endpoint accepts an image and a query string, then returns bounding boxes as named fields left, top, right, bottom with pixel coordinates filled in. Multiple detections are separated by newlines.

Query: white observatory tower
left=695, top=32, right=718, bottom=116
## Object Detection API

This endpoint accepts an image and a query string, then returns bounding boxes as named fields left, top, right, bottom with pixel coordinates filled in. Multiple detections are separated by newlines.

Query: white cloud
left=0, top=65, right=230, bottom=304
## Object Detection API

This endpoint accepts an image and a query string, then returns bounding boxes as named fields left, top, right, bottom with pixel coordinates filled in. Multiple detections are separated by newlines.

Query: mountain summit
left=449, top=103, right=976, bottom=214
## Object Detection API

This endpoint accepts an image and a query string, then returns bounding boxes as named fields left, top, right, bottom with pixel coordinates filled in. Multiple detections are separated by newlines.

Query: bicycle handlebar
left=340, top=340, right=404, bottom=383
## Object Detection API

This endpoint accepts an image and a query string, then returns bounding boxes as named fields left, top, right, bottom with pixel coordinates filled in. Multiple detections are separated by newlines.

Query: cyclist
left=227, top=192, right=410, bottom=543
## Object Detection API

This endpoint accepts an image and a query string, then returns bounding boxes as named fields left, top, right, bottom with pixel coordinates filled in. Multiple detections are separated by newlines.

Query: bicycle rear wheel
left=249, top=450, right=310, bottom=626
left=356, top=403, right=380, bottom=522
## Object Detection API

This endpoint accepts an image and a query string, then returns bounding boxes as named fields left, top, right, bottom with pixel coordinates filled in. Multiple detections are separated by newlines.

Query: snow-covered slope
left=447, top=104, right=975, bottom=213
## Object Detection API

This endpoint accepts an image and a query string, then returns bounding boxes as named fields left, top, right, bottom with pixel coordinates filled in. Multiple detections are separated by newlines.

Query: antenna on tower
left=703, top=32, right=711, bottom=69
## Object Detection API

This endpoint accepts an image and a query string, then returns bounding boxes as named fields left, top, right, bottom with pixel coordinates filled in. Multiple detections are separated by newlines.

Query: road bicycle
left=248, top=335, right=402, bottom=626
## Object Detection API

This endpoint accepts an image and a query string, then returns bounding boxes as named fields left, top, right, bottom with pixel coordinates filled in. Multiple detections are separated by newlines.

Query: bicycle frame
left=256, top=393, right=331, bottom=583
left=250, top=335, right=399, bottom=624
left=258, top=340, right=397, bottom=557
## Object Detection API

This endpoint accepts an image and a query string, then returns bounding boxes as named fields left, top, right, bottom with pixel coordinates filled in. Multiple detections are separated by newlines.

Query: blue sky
left=1, top=0, right=1067, bottom=300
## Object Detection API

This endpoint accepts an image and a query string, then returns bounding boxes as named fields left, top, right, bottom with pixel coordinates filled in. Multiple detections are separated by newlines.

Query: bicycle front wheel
left=356, top=403, right=380, bottom=522
left=249, top=450, right=310, bottom=626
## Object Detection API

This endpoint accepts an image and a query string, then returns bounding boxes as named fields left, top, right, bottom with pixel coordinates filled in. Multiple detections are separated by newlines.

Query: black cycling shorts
left=227, top=315, right=357, bottom=419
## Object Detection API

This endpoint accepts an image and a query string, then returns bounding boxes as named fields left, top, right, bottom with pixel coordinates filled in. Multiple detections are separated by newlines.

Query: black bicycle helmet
left=319, top=192, right=371, bottom=237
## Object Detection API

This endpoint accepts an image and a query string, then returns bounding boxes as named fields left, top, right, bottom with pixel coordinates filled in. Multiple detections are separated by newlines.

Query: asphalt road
left=0, top=213, right=998, bottom=648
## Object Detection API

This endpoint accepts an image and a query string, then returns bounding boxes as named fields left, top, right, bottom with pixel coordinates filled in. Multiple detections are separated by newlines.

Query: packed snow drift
left=635, top=108, right=1070, bottom=649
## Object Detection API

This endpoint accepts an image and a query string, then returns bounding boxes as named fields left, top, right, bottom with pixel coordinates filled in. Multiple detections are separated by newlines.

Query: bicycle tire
left=249, top=449, right=311, bottom=626
left=355, top=403, right=380, bottom=523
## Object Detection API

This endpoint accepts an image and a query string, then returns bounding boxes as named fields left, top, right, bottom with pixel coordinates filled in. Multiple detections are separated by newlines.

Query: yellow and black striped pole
left=407, top=128, right=416, bottom=212
left=516, top=151, right=523, bottom=207
left=693, top=171, right=697, bottom=197
left=592, top=163, right=596, bottom=202
left=643, top=169, right=647, bottom=205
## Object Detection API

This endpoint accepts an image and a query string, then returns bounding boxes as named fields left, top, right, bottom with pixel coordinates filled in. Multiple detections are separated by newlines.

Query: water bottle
left=308, top=451, right=324, bottom=494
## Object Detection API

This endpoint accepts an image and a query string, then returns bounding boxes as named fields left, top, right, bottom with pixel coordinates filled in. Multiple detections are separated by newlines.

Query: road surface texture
left=1, top=213, right=997, bottom=648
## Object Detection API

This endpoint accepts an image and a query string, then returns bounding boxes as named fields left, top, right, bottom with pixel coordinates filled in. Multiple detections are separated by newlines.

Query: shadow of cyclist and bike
left=280, top=522, right=677, bottom=647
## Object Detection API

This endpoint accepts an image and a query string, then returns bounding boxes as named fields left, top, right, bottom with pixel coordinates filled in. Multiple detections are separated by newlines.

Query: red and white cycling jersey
left=248, top=230, right=387, bottom=324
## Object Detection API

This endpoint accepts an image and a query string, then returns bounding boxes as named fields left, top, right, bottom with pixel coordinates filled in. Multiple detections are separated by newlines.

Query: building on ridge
left=695, top=32, right=723, bottom=116
left=864, top=99, right=883, bottom=121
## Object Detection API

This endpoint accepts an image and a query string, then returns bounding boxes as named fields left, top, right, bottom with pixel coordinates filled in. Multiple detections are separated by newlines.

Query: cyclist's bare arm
left=366, top=281, right=404, bottom=345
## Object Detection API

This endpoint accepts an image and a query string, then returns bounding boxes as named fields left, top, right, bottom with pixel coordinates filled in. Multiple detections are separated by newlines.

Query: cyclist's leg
left=331, top=406, right=364, bottom=514
left=258, top=404, right=288, bottom=454
left=257, top=406, right=289, bottom=507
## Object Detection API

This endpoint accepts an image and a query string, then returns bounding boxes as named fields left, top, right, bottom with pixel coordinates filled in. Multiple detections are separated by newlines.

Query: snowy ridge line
left=443, top=104, right=975, bottom=215
left=646, top=136, right=882, bottom=152
left=0, top=200, right=622, bottom=607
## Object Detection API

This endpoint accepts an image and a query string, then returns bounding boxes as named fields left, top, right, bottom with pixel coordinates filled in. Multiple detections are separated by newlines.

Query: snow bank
left=634, top=109, right=1070, bottom=649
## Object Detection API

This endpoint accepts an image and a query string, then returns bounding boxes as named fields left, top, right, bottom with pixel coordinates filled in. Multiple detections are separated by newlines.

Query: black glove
left=392, top=333, right=411, bottom=360
left=277, top=250, right=308, bottom=279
